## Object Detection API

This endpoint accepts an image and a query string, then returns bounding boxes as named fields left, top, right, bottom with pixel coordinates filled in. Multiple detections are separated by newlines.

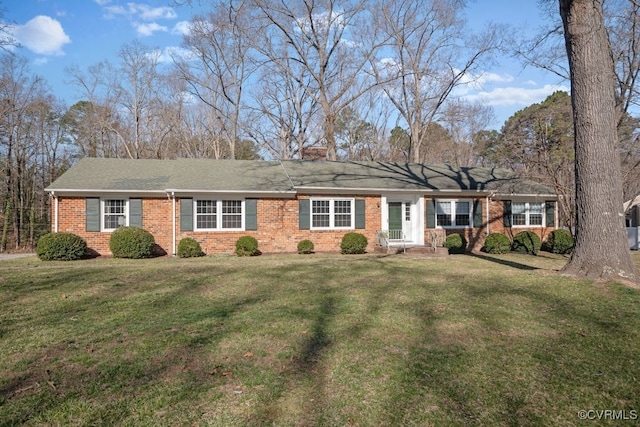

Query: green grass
left=1, top=252, right=639, bottom=426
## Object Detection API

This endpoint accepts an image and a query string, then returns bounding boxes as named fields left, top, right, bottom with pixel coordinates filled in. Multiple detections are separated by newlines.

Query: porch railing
left=376, top=229, right=406, bottom=252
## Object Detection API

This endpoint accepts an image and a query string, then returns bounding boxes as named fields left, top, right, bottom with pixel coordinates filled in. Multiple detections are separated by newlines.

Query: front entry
left=388, top=201, right=412, bottom=242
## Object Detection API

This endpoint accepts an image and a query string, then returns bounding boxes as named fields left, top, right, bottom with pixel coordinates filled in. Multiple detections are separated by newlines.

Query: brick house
left=45, top=158, right=558, bottom=255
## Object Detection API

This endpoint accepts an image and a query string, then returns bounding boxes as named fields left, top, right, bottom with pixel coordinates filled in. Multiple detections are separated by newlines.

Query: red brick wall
left=53, top=196, right=173, bottom=256
left=423, top=198, right=555, bottom=252
left=53, top=195, right=381, bottom=256
left=52, top=195, right=553, bottom=256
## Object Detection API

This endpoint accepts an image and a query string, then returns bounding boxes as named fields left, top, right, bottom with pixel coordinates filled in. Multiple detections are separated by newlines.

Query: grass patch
left=1, top=253, right=639, bottom=425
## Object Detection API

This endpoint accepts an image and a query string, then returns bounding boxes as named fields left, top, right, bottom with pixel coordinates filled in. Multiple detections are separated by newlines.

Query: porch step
left=405, top=246, right=449, bottom=256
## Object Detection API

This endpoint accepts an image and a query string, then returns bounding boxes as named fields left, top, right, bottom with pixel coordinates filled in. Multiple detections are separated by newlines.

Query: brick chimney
left=301, top=146, right=328, bottom=161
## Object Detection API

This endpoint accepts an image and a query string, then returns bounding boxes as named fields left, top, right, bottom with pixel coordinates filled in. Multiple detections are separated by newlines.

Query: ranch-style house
left=45, top=157, right=558, bottom=256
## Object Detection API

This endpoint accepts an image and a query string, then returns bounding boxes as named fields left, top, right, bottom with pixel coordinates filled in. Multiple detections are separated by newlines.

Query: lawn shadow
left=467, top=252, right=538, bottom=270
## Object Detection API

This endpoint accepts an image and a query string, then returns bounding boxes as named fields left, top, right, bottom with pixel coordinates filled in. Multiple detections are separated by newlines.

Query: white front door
left=384, top=196, right=424, bottom=245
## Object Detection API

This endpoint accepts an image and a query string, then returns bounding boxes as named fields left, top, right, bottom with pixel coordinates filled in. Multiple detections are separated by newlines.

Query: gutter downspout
left=170, top=192, right=176, bottom=256
left=486, top=193, right=493, bottom=236
left=52, top=191, right=58, bottom=233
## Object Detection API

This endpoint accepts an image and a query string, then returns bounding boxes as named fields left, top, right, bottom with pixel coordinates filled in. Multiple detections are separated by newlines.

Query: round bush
left=177, top=237, right=205, bottom=258
left=297, top=239, right=315, bottom=254
left=543, top=229, right=574, bottom=254
left=37, top=232, right=87, bottom=261
left=511, top=230, right=542, bottom=255
left=444, top=233, right=467, bottom=254
left=482, top=233, right=511, bottom=254
left=235, top=235, right=260, bottom=256
left=109, top=226, right=155, bottom=259
left=340, top=232, right=368, bottom=254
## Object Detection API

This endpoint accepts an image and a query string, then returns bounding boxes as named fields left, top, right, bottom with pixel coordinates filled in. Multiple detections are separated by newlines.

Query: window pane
left=333, top=200, right=352, bottom=227
left=512, top=214, right=526, bottom=226
left=529, top=214, right=543, bottom=225
left=512, top=202, right=526, bottom=214
left=196, top=200, right=217, bottom=229
left=436, top=201, right=451, bottom=214
left=312, top=215, right=330, bottom=227
left=437, top=201, right=452, bottom=227
left=334, top=214, right=351, bottom=227
left=104, top=200, right=126, bottom=229
left=222, top=200, right=242, bottom=214
left=312, top=200, right=331, bottom=228
left=312, top=200, right=330, bottom=214
left=455, top=201, right=470, bottom=226
left=221, top=200, right=242, bottom=229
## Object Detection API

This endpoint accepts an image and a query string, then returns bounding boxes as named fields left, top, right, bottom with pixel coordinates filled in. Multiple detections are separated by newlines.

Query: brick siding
left=52, top=195, right=553, bottom=256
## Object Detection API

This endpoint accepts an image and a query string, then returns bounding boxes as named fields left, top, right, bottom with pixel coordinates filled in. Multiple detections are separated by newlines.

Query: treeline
left=1, top=0, right=639, bottom=250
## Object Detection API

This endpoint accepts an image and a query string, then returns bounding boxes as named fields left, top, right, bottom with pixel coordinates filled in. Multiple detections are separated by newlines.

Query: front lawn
left=1, top=252, right=639, bottom=426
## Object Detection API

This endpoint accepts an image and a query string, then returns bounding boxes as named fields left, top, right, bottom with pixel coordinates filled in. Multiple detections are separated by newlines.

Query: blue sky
left=4, top=0, right=569, bottom=129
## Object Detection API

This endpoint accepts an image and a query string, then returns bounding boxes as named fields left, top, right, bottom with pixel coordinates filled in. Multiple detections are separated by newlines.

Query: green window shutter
left=355, top=199, right=366, bottom=229
left=299, top=199, right=310, bottom=230
left=426, top=199, right=436, bottom=228
left=245, top=199, right=257, bottom=230
left=503, top=200, right=512, bottom=227
left=180, top=198, right=193, bottom=231
left=86, top=198, right=100, bottom=232
left=545, top=201, right=555, bottom=227
left=473, top=200, right=483, bottom=228
left=129, top=198, right=142, bottom=227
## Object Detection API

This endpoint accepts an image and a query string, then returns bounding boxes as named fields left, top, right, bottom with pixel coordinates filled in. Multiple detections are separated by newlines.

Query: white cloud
left=136, top=4, right=176, bottom=20
left=11, top=15, right=71, bottom=56
left=172, top=21, right=192, bottom=36
left=103, top=2, right=176, bottom=21
left=136, top=22, right=167, bottom=36
left=464, top=84, right=569, bottom=107
left=155, top=46, right=195, bottom=63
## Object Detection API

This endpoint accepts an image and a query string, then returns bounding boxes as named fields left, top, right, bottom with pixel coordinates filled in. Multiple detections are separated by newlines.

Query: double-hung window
left=436, top=200, right=472, bottom=228
left=311, top=198, right=354, bottom=229
left=102, top=199, right=127, bottom=231
left=195, top=200, right=244, bottom=230
left=512, top=202, right=543, bottom=226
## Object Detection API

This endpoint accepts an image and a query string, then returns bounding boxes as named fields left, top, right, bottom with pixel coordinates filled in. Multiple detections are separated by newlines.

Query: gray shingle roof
left=46, top=158, right=555, bottom=196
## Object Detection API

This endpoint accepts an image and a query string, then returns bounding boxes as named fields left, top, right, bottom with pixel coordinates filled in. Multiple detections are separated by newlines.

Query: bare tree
left=253, top=0, right=387, bottom=160
left=374, top=0, right=503, bottom=163
left=0, top=54, right=65, bottom=250
left=246, top=55, right=319, bottom=159
left=559, top=0, right=637, bottom=280
left=176, top=0, right=257, bottom=159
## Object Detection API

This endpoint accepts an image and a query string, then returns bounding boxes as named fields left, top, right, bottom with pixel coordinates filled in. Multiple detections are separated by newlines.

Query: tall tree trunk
left=559, top=0, right=638, bottom=281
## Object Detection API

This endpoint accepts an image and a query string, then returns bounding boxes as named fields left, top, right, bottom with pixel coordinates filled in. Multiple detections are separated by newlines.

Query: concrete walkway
left=0, top=253, right=36, bottom=261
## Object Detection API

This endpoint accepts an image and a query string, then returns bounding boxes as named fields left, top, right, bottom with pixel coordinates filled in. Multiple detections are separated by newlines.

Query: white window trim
left=310, top=197, right=355, bottom=230
left=435, top=199, right=473, bottom=229
left=101, top=198, right=129, bottom=232
left=511, top=201, right=544, bottom=228
left=194, top=199, right=245, bottom=231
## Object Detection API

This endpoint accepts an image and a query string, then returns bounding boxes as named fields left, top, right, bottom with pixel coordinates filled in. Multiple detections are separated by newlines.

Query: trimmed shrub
left=482, top=233, right=511, bottom=254
left=37, top=232, right=87, bottom=261
left=177, top=237, right=205, bottom=258
left=235, top=235, right=260, bottom=256
left=341, top=232, right=368, bottom=254
left=444, top=233, right=467, bottom=254
left=297, top=239, right=315, bottom=254
left=109, top=226, right=155, bottom=259
left=512, top=230, right=542, bottom=255
left=543, top=229, right=574, bottom=254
